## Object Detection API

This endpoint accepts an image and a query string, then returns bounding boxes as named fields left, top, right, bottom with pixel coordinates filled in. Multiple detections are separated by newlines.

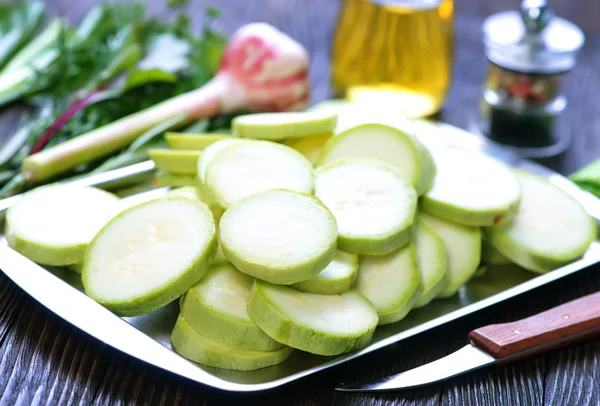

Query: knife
left=336, top=290, right=600, bottom=392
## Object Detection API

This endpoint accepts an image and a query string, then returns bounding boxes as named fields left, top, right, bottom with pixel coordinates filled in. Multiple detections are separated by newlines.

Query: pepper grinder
left=478, top=0, right=584, bottom=157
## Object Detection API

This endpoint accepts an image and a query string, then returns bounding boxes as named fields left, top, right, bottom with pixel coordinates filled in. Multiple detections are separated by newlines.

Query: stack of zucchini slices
left=5, top=103, right=595, bottom=372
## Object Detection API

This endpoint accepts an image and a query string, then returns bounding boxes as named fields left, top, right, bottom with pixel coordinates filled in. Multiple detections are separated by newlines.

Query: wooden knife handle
left=468, top=291, right=600, bottom=363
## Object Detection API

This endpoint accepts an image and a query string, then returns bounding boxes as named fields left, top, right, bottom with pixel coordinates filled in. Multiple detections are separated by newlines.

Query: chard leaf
left=0, top=1, right=45, bottom=69
left=1, top=18, right=64, bottom=74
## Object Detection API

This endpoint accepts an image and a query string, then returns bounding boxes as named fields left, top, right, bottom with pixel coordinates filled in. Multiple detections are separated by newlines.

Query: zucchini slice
left=420, top=212, right=481, bottom=298
left=180, top=263, right=283, bottom=351
left=233, top=111, right=337, bottom=140
left=355, top=243, right=421, bottom=325
left=486, top=171, right=596, bottom=273
left=6, top=184, right=120, bottom=266
left=83, top=197, right=217, bottom=316
left=171, top=315, right=293, bottom=371
left=248, top=280, right=378, bottom=356
left=291, top=250, right=358, bottom=295
left=219, top=189, right=337, bottom=284
left=316, top=123, right=436, bottom=195
left=314, top=159, right=417, bottom=255
left=148, top=149, right=202, bottom=175
left=421, top=147, right=521, bottom=226
left=204, top=141, right=313, bottom=214
left=285, top=134, right=332, bottom=164
left=166, top=133, right=232, bottom=150
left=413, top=217, right=448, bottom=308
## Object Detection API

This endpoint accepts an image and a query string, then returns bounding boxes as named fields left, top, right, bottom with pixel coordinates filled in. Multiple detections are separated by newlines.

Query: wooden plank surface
left=1, top=0, right=600, bottom=405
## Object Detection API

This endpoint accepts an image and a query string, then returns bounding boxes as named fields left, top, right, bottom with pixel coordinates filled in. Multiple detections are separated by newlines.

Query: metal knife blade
left=0, top=160, right=156, bottom=217
left=337, top=290, right=600, bottom=393
left=336, top=344, right=495, bottom=392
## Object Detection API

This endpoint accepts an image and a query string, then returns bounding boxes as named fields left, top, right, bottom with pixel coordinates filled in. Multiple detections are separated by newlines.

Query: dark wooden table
left=1, top=0, right=600, bottom=405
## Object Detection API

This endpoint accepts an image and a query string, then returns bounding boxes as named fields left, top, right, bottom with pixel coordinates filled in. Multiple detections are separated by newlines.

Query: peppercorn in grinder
left=478, top=0, right=584, bottom=157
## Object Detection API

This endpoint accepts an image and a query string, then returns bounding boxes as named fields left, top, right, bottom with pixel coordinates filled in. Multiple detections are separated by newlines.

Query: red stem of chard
left=29, top=91, right=103, bottom=155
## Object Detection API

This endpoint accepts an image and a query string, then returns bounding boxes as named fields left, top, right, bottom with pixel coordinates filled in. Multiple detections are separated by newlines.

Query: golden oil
left=331, top=0, right=454, bottom=118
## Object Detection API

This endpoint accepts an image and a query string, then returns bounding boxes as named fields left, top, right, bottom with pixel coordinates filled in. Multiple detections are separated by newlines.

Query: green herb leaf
left=0, top=1, right=45, bottom=69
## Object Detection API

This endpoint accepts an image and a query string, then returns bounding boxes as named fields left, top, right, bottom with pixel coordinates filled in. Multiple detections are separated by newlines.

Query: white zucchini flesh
left=421, top=147, right=521, bottom=226
left=316, top=123, right=436, bottom=195
left=291, top=250, right=358, bottom=295
left=412, top=217, right=448, bottom=308
left=248, top=280, right=378, bottom=356
left=219, top=189, right=338, bottom=284
left=195, top=139, right=251, bottom=216
left=233, top=111, right=337, bottom=140
left=196, top=139, right=247, bottom=185
left=171, top=315, right=293, bottom=371
left=180, top=263, right=283, bottom=351
left=486, top=171, right=597, bottom=273
left=420, top=212, right=482, bottom=298
left=6, top=184, right=120, bottom=266
left=165, top=186, right=228, bottom=265
left=314, top=159, right=417, bottom=255
left=83, top=197, right=217, bottom=316
left=204, top=141, right=314, bottom=213
left=355, top=243, right=421, bottom=325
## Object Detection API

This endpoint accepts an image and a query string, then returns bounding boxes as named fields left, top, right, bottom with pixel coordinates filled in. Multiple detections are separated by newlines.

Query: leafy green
left=0, top=18, right=64, bottom=108
left=0, top=1, right=45, bottom=69
left=0, top=2, right=227, bottom=197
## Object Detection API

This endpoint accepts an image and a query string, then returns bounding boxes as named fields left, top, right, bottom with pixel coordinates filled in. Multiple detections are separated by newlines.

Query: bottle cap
left=483, top=0, right=584, bottom=74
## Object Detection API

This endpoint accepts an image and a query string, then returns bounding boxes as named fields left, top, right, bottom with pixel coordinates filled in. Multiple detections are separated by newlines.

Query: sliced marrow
left=180, top=263, right=283, bottom=351
left=166, top=133, right=232, bottom=150
left=82, top=197, right=217, bottom=316
left=421, top=147, right=521, bottom=226
left=314, top=159, right=417, bottom=255
left=171, top=315, right=293, bottom=371
left=219, top=189, right=338, bottom=284
left=291, top=250, right=358, bottom=295
left=248, top=280, right=378, bottom=356
left=233, top=111, right=337, bottom=140
left=420, top=212, right=482, bottom=298
left=412, top=217, right=448, bottom=308
left=148, top=149, right=202, bottom=175
left=316, top=123, right=436, bottom=195
left=355, top=243, right=421, bottom=325
left=6, top=184, right=120, bottom=266
left=486, top=171, right=596, bottom=273
left=204, top=141, right=313, bottom=214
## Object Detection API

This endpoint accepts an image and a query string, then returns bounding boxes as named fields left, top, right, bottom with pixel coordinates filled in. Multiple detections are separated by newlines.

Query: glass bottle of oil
left=331, top=0, right=454, bottom=118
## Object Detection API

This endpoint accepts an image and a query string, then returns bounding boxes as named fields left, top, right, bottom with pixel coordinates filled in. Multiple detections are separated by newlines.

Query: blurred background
left=36, top=0, right=599, bottom=173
